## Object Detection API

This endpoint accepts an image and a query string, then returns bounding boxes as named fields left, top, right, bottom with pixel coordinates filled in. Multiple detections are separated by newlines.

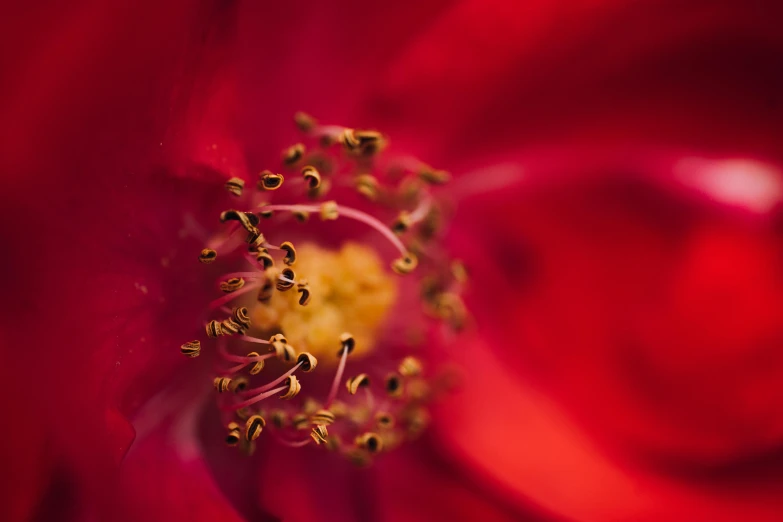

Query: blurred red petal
left=435, top=335, right=783, bottom=521
left=115, top=424, right=249, bottom=522
left=373, top=0, right=783, bottom=163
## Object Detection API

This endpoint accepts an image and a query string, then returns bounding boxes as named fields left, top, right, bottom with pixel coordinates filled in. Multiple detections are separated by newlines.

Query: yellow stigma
left=250, top=242, right=397, bottom=361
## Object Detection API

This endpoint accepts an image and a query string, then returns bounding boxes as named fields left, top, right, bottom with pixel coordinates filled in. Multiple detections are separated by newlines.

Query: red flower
left=2, top=1, right=783, bottom=522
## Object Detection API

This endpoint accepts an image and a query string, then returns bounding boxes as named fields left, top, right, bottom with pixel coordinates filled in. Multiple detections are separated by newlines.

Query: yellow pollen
left=250, top=242, right=397, bottom=361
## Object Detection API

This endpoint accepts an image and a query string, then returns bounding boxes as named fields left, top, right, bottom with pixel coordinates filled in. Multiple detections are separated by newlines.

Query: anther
left=256, top=249, right=274, bottom=270
left=221, top=318, right=244, bottom=336
left=229, top=376, right=248, bottom=393
left=339, top=128, right=360, bottom=150
left=220, top=209, right=260, bottom=229
left=271, top=340, right=296, bottom=363
left=232, top=307, right=251, bottom=330
left=329, top=401, right=348, bottom=418
left=220, top=277, right=245, bottom=293
left=280, top=241, right=297, bottom=266
left=355, top=174, right=379, bottom=200
left=419, top=168, right=451, bottom=185
left=375, top=412, right=395, bottom=429
left=246, top=229, right=266, bottom=251
left=246, top=352, right=265, bottom=375
left=199, top=248, right=217, bottom=264
left=292, top=413, right=309, bottom=430
left=346, top=373, right=370, bottom=395
left=293, top=210, right=309, bottom=222
left=391, top=212, right=412, bottom=235
left=399, top=356, right=423, bottom=377
left=225, top=177, right=245, bottom=197
left=297, top=280, right=311, bottom=306
left=385, top=373, right=403, bottom=398
left=282, top=143, right=305, bottom=165
left=436, top=292, right=467, bottom=330
left=245, top=415, right=266, bottom=441
left=235, top=407, right=251, bottom=421
left=258, top=204, right=274, bottom=219
left=320, top=200, right=339, bottom=221
left=297, top=352, right=318, bottom=372
left=294, top=112, right=317, bottom=133
left=271, top=410, right=287, bottom=429
left=206, top=320, right=223, bottom=338
left=338, top=332, right=355, bottom=356
left=276, top=268, right=296, bottom=291
left=280, top=375, right=301, bottom=399
left=301, top=166, right=321, bottom=189
left=308, top=179, right=330, bottom=199
left=180, top=340, right=201, bottom=358
left=311, top=424, right=328, bottom=445
left=311, top=409, right=335, bottom=426
left=226, top=422, right=241, bottom=446
left=257, top=275, right=274, bottom=302
left=258, top=170, right=284, bottom=191
left=353, top=130, right=386, bottom=155
left=391, top=252, right=418, bottom=275
left=214, top=377, right=232, bottom=393
left=451, top=260, right=469, bottom=284
left=355, top=432, right=383, bottom=453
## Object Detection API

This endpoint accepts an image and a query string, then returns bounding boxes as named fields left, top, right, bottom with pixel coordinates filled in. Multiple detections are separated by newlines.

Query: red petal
left=113, top=423, right=250, bottom=522
left=444, top=150, right=783, bottom=519
left=372, top=0, right=783, bottom=163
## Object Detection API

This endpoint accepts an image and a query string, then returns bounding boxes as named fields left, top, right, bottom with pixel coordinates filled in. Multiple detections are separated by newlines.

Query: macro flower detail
left=180, top=114, right=467, bottom=464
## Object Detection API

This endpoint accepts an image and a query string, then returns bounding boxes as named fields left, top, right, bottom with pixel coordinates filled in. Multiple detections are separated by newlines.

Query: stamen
left=199, top=248, right=217, bottom=264
left=276, top=268, right=296, bottom=291
left=292, top=414, right=309, bottom=430
left=355, top=432, right=383, bottom=453
left=255, top=249, right=274, bottom=270
left=226, top=422, right=241, bottom=446
left=214, top=377, right=232, bottom=393
left=399, top=356, right=423, bottom=377
left=206, top=320, right=223, bottom=338
left=259, top=203, right=408, bottom=259
left=258, top=170, right=284, bottom=191
left=225, top=177, right=245, bottom=197
left=320, top=200, right=339, bottom=221
left=375, top=412, right=394, bottom=429
left=301, top=166, right=321, bottom=189
left=223, top=384, right=288, bottom=410
left=391, top=212, right=411, bottom=235
left=296, top=280, right=311, bottom=306
left=240, top=362, right=304, bottom=397
left=219, top=277, right=246, bottom=293
left=346, top=373, right=370, bottom=395
left=391, top=252, right=418, bottom=275
left=311, top=424, right=329, bottom=445
left=282, top=143, right=305, bottom=165
left=355, top=174, right=379, bottom=200
left=294, top=112, right=317, bottom=133
left=209, top=281, right=261, bottom=310
left=280, top=241, right=297, bottom=266
left=180, top=340, right=201, bottom=358
left=311, top=409, right=336, bottom=426
left=385, top=373, right=403, bottom=398
left=245, top=415, right=266, bottom=441
left=296, top=352, right=318, bottom=372
left=326, top=339, right=350, bottom=407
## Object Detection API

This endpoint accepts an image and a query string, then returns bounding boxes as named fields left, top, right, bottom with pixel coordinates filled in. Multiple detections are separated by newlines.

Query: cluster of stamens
left=179, top=113, right=468, bottom=464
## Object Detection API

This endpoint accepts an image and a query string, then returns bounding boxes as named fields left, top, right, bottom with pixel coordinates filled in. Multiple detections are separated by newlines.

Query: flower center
left=250, top=242, right=397, bottom=361
left=179, top=113, right=468, bottom=464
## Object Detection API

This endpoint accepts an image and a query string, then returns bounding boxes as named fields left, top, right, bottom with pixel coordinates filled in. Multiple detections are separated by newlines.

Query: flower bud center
left=250, top=242, right=397, bottom=361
